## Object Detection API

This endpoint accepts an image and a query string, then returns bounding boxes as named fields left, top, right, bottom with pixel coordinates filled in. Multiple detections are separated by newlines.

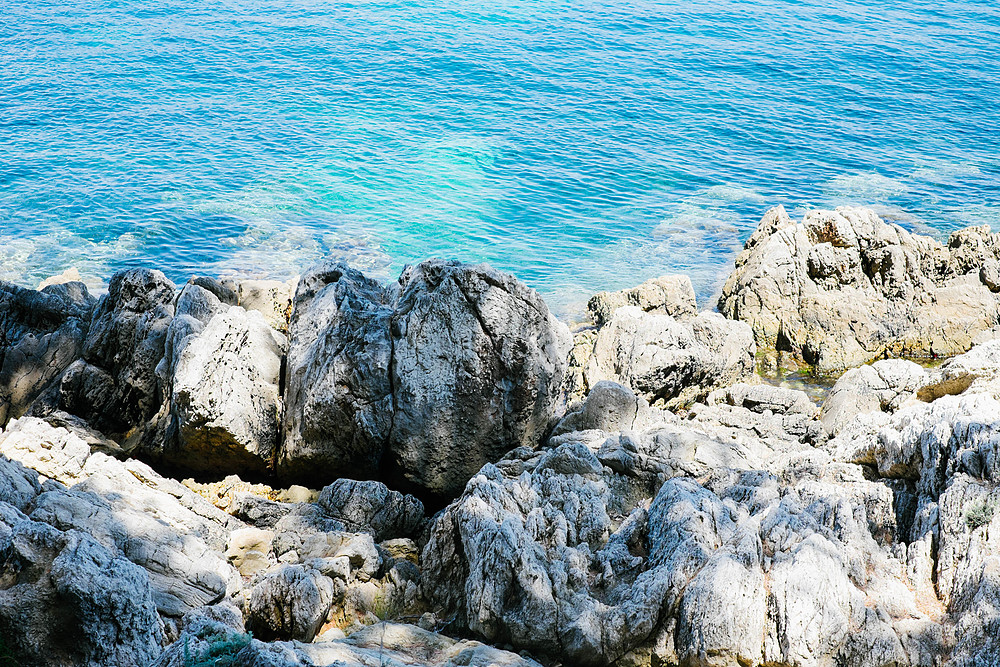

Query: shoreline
left=1, top=203, right=1000, bottom=666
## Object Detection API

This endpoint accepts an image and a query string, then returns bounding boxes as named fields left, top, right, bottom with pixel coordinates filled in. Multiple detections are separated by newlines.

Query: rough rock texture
left=316, top=478, right=425, bottom=541
left=570, top=305, right=755, bottom=408
left=0, top=280, right=96, bottom=426
left=163, top=290, right=287, bottom=475
left=36, top=269, right=177, bottom=443
left=0, top=515, right=164, bottom=667
left=154, top=613, right=542, bottom=667
left=246, top=564, right=335, bottom=641
left=820, top=359, right=928, bottom=436
left=832, top=389, right=1000, bottom=665
left=422, top=383, right=934, bottom=666
left=280, top=259, right=572, bottom=498
left=720, top=206, right=1000, bottom=373
left=0, top=416, right=242, bottom=620
left=587, top=275, right=698, bottom=328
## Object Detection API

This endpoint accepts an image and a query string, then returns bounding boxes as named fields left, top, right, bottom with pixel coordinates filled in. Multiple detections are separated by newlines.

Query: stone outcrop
left=49, top=269, right=177, bottom=442
left=159, top=284, right=287, bottom=474
left=0, top=514, right=164, bottom=667
left=421, top=382, right=936, bottom=666
left=568, top=303, right=755, bottom=408
left=0, top=280, right=96, bottom=426
left=832, top=387, right=1000, bottom=664
left=587, top=274, right=697, bottom=327
left=280, top=259, right=572, bottom=498
left=0, top=416, right=242, bottom=620
left=154, top=610, right=541, bottom=667
left=720, top=206, right=1000, bottom=373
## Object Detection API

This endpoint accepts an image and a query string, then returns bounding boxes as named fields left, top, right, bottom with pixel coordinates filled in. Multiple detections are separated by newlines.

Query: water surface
left=2, top=0, right=998, bottom=319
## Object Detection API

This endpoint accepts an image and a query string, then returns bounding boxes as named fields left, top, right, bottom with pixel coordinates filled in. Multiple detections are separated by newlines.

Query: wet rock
left=0, top=280, right=96, bottom=426
left=720, top=206, right=1000, bottom=372
left=280, top=259, right=571, bottom=498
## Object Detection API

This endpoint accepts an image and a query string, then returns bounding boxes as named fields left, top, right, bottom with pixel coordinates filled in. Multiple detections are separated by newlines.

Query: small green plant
left=966, top=499, right=997, bottom=530
left=182, top=629, right=252, bottom=667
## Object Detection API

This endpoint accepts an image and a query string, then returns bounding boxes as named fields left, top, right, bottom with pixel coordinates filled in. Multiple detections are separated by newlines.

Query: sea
left=2, top=0, right=998, bottom=320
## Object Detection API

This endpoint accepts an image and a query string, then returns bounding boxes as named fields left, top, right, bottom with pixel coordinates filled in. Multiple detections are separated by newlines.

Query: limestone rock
left=577, top=305, right=755, bottom=408
left=0, top=518, right=163, bottom=667
left=587, top=274, right=698, bottom=327
left=0, top=416, right=242, bottom=618
left=0, top=280, right=96, bottom=426
left=236, top=278, right=295, bottom=332
left=40, top=268, right=176, bottom=441
left=280, top=259, right=572, bottom=498
left=821, top=359, right=928, bottom=436
left=154, top=617, right=542, bottom=667
left=226, top=527, right=275, bottom=576
left=316, top=479, right=425, bottom=541
left=423, top=410, right=922, bottom=666
left=246, top=564, right=335, bottom=641
left=720, top=206, right=1000, bottom=372
left=167, top=305, right=287, bottom=474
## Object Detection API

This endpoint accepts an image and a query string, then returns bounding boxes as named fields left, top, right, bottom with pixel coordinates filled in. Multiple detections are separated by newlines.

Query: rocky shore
left=1, top=206, right=998, bottom=666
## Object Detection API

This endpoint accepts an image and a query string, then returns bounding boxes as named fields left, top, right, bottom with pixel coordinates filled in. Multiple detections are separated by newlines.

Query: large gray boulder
left=0, top=280, right=96, bottom=426
left=37, top=268, right=176, bottom=443
left=316, top=478, right=425, bottom=541
left=280, top=259, right=572, bottom=498
left=0, top=517, right=164, bottom=667
left=245, top=564, right=335, bottom=641
left=162, top=289, right=287, bottom=475
left=720, top=206, right=1000, bottom=373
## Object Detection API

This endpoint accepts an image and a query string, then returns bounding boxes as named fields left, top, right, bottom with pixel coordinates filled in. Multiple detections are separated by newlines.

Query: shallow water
left=2, top=0, right=998, bottom=319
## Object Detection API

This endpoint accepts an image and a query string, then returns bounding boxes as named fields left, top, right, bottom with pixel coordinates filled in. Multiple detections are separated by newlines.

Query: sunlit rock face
left=721, top=206, right=1000, bottom=373
left=279, top=258, right=572, bottom=499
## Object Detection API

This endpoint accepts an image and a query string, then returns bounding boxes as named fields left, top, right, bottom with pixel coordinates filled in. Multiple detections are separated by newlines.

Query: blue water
left=2, top=0, right=999, bottom=319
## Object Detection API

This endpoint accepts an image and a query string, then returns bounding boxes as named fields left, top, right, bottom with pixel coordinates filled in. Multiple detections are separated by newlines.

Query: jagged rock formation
left=3, top=232, right=1000, bottom=666
left=0, top=280, right=96, bottom=426
left=720, top=206, right=1000, bottom=373
left=567, top=275, right=755, bottom=408
left=280, top=258, right=572, bottom=497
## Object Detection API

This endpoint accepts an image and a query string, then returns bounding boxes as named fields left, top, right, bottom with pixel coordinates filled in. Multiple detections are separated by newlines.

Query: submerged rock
left=280, top=258, right=572, bottom=498
left=720, top=206, right=1000, bottom=373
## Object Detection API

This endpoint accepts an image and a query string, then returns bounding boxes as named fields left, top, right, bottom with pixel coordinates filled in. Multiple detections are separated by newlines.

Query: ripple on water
left=1, top=0, right=998, bottom=318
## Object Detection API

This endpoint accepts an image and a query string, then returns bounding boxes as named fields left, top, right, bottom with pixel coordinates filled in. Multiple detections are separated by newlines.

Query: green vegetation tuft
left=183, top=629, right=252, bottom=667
left=965, top=499, right=997, bottom=530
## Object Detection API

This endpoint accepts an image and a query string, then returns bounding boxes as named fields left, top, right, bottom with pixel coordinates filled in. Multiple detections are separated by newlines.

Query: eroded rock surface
left=720, top=206, right=1000, bottom=372
left=422, top=382, right=938, bottom=666
left=0, top=280, right=96, bottom=427
left=280, top=259, right=572, bottom=498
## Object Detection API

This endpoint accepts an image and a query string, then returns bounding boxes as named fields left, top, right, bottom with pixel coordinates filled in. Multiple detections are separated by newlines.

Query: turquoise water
left=2, top=0, right=998, bottom=319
